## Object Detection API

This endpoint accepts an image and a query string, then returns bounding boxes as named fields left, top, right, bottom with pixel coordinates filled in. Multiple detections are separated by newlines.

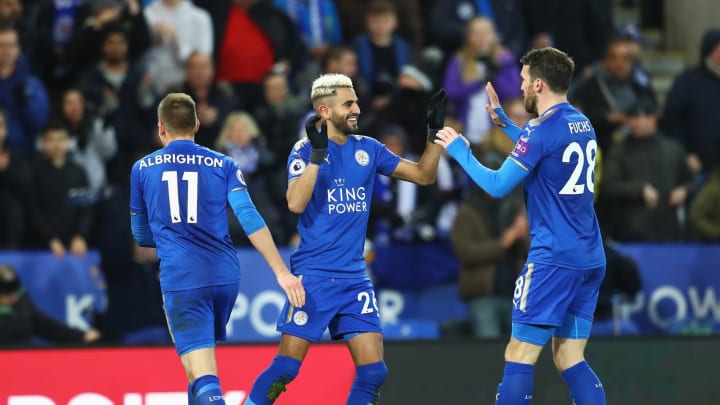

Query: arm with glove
left=390, top=89, right=448, bottom=186
left=286, top=115, right=328, bottom=214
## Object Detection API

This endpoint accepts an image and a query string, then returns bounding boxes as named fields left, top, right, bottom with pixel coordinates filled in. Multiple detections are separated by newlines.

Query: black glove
left=426, top=88, right=448, bottom=142
left=12, top=81, right=28, bottom=107
left=304, top=114, right=328, bottom=165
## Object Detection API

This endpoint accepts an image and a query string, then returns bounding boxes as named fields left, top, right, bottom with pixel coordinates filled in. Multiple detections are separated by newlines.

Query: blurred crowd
left=0, top=0, right=718, bottom=343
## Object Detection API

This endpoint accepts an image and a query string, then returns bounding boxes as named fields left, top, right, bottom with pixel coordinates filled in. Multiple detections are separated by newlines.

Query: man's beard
left=330, top=112, right=358, bottom=135
left=524, top=90, right=538, bottom=115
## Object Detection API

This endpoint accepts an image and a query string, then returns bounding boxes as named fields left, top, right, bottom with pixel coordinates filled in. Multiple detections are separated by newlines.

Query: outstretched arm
left=435, top=127, right=528, bottom=198
left=229, top=189, right=305, bottom=308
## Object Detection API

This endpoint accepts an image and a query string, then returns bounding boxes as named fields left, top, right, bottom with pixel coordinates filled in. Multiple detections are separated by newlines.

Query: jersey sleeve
left=287, top=138, right=312, bottom=182
left=224, top=156, right=248, bottom=194
left=508, top=125, right=546, bottom=171
left=129, top=160, right=145, bottom=214
left=373, top=138, right=401, bottom=176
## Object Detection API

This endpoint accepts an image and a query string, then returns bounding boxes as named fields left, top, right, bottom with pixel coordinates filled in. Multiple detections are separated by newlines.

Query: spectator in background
left=689, top=167, right=720, bottom=241
left=571, top=36, right=658, bottom=153
left=451, top=148, right=528, bottom=339
left=335, top=0, right=424, bottom=51
left=273, top=0, right=341, bottom=60
left=70, top=0, right=151, bottom=74
left=199, top=0, right=307, bottom=110
left=662, top=29, right=720, bottom=180
left=215, top=112, right=282, bottom=243
left=0, top=23, right=49, bottom=155
left=169, top=52, right=237, bottom=148
left=78, top=25, right=156, bottom=181
left=30, top=0, right=84, bottom=94
left=29, top=123, right=93, bottom=257
left=319, top=45, right=369, bottom=112
left=429, top=0, right=528, bottom=60
left=524, top=0, right=613, bottom=78
left=0, top=109, right=30, bottom=248
left=353, top=0, right=411, bottom=109
left=60, top=88, right=117, bottom=199
left=371, top=125, right=443, bottom=244
left=443, top=16, right=521, bottom=144
left=600, top=99, right=693, bottom=242
left=0, top=264, right=101, bottom=346
left=143, top=0, right=213, bottom=94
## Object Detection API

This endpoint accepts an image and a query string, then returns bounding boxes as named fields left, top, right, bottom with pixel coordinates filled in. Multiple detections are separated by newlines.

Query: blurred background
left=0, top=0, right=719, bottom=403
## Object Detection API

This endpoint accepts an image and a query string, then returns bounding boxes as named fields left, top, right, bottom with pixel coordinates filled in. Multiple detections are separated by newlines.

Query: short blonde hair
left=215, top=111, right=259, bottom=150
left=310, top=73, right=354, bottom=101
left=158, top=93, right=197, bottom=134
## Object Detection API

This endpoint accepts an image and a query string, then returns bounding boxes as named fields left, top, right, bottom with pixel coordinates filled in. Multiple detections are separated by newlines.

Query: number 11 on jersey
left=162, top=170, right=198, bottom=223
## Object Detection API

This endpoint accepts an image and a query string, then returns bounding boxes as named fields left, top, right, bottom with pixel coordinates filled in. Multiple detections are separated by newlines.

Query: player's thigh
left=346, top=332, right=384, bottom=366
left=511, top=263, right=585, bottom=327
left=551, top=336, right=589, bottom=372
left=163, top=287, right=217, bottom=356
left=328, top=278, right=382, bottom=340
left=563, top=266, right=606, bottom=327
left=211, top=282, right=240, bottom=342
left=277, top=275, right=340, bottom=342
left=504, top=335, right=545, bottom=365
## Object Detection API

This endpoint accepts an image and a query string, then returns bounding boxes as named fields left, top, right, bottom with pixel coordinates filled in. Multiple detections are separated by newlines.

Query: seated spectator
left=273, top=0, right=341, bottom=60
left=28, top=122, right=93, bottom=257
left=443, top=16, right=521, bottom=144
left=371, top=126, right=443, bottom=244
left=571, top=36, right=658, bottom=152
left=203, top=0, right=307, bottom=110
left=0, top=22, right=49, bottom=155
left=69, top=0, right=151, bottom=74
left=143, top=0, right=213, bottom=94
left=689, top=166, right=720, bottom=241
left=353, top=0, right=411, bottom=110
left=0, top=264, right=101, bottom=346
left=661, top=29, right=720, bottom=180
left=600, top=99, right=693, bottom=241
left=336, top=0, right=424, bottom=50
left=169, top=52, right=238, bottom=148
left=0, top=109, right=30, bottom=248
left=451, top=149, right=528, bottom=338
left=60, top=88, right=117, bottom=199
left=429, top=0, right=528, bottom=60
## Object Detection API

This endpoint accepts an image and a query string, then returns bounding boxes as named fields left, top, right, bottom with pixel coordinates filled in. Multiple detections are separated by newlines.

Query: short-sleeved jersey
left=287, top=135, right=401, bottom=278
left=130, top=140, right=244, bottom=292
left=508, top=102, right=606, bottom=270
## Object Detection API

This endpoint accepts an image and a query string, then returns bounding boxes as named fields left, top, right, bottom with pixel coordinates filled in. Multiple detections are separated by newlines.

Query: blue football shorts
left=511, top=263, right=605, bottom=328
left=277, top=274, right=382, bottom=341
left=163, top=283, right=239, bottom=356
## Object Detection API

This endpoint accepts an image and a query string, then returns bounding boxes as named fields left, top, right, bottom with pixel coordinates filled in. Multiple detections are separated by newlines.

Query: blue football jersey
left=508, top=103, right=606, bottom=270
left=287, top=135, right=401, bottom=278
left=130, top=140, right=244, bottom=292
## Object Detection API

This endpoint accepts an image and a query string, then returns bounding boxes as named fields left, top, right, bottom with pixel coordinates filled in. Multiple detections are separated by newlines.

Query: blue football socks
left=561, top=361, right=606, bottom=405
left=495, top=362, right=534, bottom=405
left=191, top=375, right=225, bottom=405
left=346, top=361, right=388, bottom=405
left=247, top=355, right=301, bottom=405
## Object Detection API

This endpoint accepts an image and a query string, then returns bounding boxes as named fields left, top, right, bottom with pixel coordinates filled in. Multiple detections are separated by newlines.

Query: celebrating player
left=434, top=48, right=607, bottom=405
left=129, top=93, right=304, bottom=405
left=244, top=74, right=447, bottom=405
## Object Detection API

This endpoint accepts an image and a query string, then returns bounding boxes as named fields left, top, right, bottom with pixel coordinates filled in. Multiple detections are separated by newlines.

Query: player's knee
left=356, top=361, right=388, bottom=390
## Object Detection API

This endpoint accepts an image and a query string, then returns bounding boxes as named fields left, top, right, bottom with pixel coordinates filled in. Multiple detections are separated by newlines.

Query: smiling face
left=322, top=87, right=360, bottom=136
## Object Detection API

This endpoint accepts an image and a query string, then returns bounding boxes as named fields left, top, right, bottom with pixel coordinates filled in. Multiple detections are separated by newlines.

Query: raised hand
left=426, top=88, right=448, bottom=141
left=304, top=114, right=328, bottom=164
left=485, top=82, right=508, bottom=128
